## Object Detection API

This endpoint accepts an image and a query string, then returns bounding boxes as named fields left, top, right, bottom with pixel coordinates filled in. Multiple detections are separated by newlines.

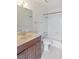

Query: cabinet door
left=36, top=41, right=41, bottom=59
left=28, top=45, right=35, bottom=59
left=17, top=49, right=27, bottom=59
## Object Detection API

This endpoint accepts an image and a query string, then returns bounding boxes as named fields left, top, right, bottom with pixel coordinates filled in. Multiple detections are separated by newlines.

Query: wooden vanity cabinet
left=28, top=45, right=35, bottom=59
left=17, top=36, right=41, bottom=59
left=17, top=49, right=28, bottom=59
left=35, top=41, right=41, bottom=59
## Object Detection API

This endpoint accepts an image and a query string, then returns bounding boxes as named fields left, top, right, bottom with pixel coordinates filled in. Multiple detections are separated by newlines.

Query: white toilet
left=42, top=38, right=52, bottom=51
left=39, top=32, right=53, bottom=51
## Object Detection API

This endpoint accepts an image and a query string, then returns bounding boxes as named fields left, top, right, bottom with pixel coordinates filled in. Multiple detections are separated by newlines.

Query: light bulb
left=23, top=3, right=28, bottom=8
left=17, top=0, right=23, bottom=6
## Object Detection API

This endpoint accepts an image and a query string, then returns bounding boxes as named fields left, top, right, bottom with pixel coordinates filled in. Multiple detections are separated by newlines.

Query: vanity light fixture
left=17, top=0, right=23, bottom=6
left=23, top=2, right=28, bottom=8
left=17, top=0, right=28, bottom=8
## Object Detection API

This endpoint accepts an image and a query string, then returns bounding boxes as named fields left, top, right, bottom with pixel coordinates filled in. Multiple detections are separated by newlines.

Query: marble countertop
left=17, top=32, right=40, bottom=47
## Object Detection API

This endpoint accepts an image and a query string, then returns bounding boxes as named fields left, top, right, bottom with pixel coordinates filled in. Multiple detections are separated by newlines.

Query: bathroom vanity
left=17, top=5, right=41, bottom=59
left=17, top=32, right=41, bottom=59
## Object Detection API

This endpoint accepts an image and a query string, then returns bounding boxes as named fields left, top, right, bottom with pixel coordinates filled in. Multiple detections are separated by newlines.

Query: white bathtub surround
left=36, top=11, right=62, bottom=50
left=47, top=13, right=62, bottom=49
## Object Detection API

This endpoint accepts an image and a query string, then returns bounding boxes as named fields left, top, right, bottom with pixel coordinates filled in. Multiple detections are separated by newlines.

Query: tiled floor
left=41, top=46, right=62, bottom=59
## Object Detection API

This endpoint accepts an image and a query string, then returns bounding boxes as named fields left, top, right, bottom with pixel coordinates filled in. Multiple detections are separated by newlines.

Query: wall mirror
left=17, top=4, right=33, bottom=32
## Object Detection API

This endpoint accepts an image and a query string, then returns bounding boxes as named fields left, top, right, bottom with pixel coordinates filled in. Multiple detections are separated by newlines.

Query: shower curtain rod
left=43, top=11, right=62, bottom=15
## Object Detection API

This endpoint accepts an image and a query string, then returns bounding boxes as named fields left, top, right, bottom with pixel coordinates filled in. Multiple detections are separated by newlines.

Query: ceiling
left=26, top=0, right=61, bottom=9
left=17, top=0, right=62, bottom=11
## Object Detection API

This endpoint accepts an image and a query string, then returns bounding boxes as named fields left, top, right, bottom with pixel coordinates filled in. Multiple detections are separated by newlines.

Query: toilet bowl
left=43, top=38, right=52, bottom=51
